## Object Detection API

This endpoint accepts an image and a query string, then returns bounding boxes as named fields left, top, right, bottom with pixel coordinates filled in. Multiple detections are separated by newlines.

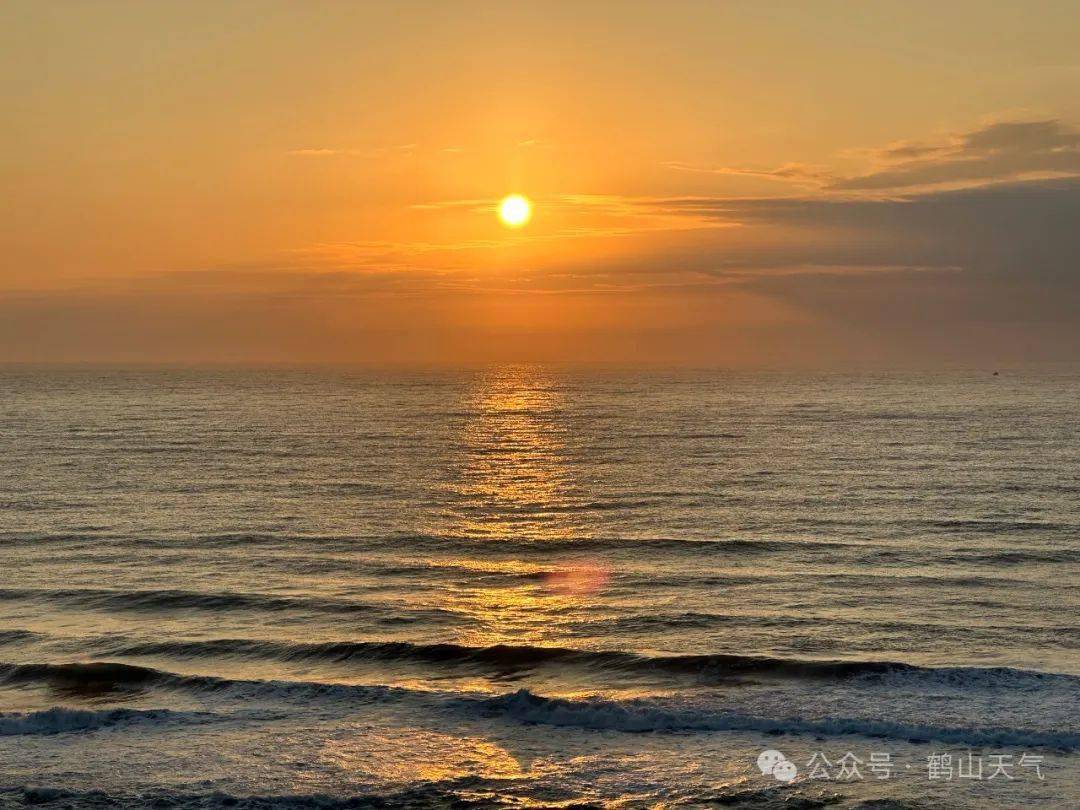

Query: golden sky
left=3, top=1, right=1079, bottom=365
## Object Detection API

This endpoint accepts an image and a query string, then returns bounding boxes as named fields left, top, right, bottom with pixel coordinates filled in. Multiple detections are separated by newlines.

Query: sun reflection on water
left=439, top=364, right=583, bottom=542
left=423, top=365, right=613, bottom=649
left=319, top=726, right=530, bottom=784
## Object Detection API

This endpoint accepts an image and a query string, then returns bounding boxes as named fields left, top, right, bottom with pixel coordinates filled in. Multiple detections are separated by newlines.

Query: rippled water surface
left=0, top=366, right=1077, bottom=808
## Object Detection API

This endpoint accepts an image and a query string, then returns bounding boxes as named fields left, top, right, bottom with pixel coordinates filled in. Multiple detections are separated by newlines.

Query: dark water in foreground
left=0, top=366, right=1077, bottom=808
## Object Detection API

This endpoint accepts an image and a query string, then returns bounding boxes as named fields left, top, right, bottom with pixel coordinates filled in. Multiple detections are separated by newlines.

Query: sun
left=497, top=194, right=532, bottom=228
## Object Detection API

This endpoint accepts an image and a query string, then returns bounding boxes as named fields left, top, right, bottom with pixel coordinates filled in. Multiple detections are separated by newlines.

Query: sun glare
left=497, top=194, right=532, bottom=228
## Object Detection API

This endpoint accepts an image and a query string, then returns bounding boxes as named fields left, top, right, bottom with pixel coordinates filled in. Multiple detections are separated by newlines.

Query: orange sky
left=3, top=1, right=1079, bottom=366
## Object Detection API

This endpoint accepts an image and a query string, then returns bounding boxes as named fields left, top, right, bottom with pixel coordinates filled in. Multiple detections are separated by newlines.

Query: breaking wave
left=0, top=661, right=1074, bottom=748
left=478, top=688, right=1080, bottom=748
left=1, top=662, right=1074, bottom=750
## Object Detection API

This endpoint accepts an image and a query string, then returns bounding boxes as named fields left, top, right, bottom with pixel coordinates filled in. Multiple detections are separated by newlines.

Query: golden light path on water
left=318, top=729, right=529, bottom=787
left=449, top=365, right=576, bottom=540
left=318, top=368, right=617, bottom=786
left=425, top=365, right=611, bottom=650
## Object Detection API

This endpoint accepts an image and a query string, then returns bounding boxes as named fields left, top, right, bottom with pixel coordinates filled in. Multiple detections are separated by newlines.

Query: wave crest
left=479, top=688, right=1080, bottom=748
left=84, top=638, right=1078, bottom=690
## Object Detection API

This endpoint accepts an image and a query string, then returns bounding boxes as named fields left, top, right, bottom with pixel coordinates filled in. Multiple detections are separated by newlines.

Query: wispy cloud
left=666, top=119, right=1080, bottom=195
left=368, top=143, right=417, bottom=157
left=830, top=119, right=1080, bottom=191
left=286, top=143, right=420, bottom=159
left=286, top=148, right=345, bottom=156
left=664, top=161, right=830, bottom=187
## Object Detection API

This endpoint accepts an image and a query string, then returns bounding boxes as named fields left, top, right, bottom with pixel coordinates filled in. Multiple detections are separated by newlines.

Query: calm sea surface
left=0, top=367, right=1077, bottom=808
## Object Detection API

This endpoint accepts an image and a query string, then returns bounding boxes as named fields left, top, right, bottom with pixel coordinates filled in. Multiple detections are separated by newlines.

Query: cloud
left=311, top=174, right=1080, bottom=327
left=625, top=176, right=1080, bottom=354
left=667, top=119, right=1080, bottom=195
left=828, top=119, right=1080, bottom=191
left=7, top=122, right=1079, bottom=366
left=286, top=148, right=344, bottom=156
left=286, top=143, right=419, bottom=158
left=664, top=161, right=830, bottom=186
left=638, top=176, right=1080, bottom=281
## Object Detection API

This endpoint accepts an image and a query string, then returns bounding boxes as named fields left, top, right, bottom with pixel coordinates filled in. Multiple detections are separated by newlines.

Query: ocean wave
left=77, top=638, right=1080, bottom=690
left=0, top=629, right=39, bottom=646
left=2, top=782, right=606, bottom=809
left=0, top=783, right=912, bottom=810
left=0, top=531, right=861, bottom=556
left=0, top=587, right=461, bottom=624
left=0, top=706, right=217, bottom=736
left=0, top=661, right=165, bottom=690
left=478, top=688, right=1080, bottom=748
left=1, top=661, right=1074, bottom=749
left=0, top=661, right=409, bottom=704
left=630, top=431, right=742, bottom=440
left=929, top=519, right=1068, bottom=532
left=570, top=612, right=1079, bottom=642
left=946, top=548, right=1080, bottom=564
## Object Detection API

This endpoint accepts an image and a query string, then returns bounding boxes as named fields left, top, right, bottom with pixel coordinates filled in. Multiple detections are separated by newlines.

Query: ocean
left=0, top=366, right=1076, bottom=808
